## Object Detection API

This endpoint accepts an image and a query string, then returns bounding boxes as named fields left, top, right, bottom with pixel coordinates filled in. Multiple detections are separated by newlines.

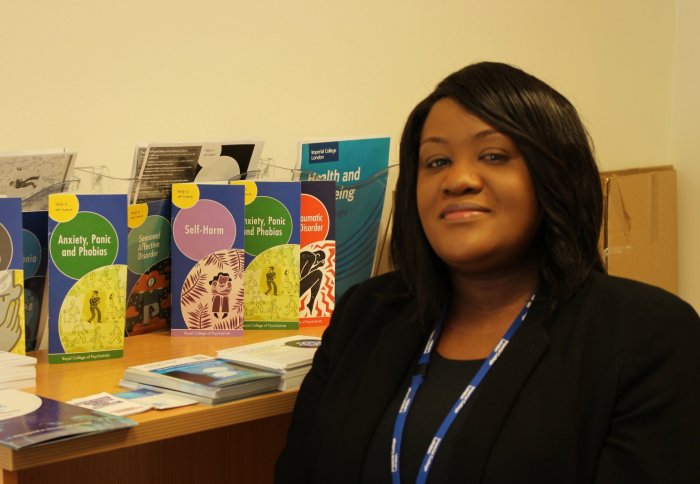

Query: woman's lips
left=440, top=202, right=490, bottom=220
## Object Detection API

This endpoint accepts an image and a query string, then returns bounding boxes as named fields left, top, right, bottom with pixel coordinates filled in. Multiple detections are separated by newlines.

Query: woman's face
left=416, top=98, right=541, bottom=276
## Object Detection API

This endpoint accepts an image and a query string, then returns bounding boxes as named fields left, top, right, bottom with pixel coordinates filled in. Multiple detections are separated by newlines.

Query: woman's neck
left=436, top=263, right=539, bottom=360
left=449, top=265, right=539, bottom=318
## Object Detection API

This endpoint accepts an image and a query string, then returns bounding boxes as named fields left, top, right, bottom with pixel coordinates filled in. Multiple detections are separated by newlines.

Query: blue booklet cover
left=47, top=194, right=128, bottom=364
left=170, top=183, right=245, bottom=336
left=123, top=354, right=279, bottom=399
left=232, top=181, right=300, bottom=330
left=0, top=389, right=136, bottom=450
left=0, top=198, right=25, bottom=354
left=22, top=211, right=49, bottom=352
left=298, top=137, right=390, bottom=299
left=126, top=199, right=172, bottom=336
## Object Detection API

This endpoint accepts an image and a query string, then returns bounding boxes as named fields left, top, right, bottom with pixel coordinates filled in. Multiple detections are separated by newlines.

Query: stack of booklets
left=119, top=355, right=281, bottom=405
left=0, top=351, right=37, bottom=390
left=216, top=335, right=322, bottom=391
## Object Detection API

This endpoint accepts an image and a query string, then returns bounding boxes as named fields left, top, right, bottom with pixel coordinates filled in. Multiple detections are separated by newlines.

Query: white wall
left=1, top=1, right=675, bottom=172
left=672, top=0, right=700, bottom=311
left=3, top=1, right=693, bottom=305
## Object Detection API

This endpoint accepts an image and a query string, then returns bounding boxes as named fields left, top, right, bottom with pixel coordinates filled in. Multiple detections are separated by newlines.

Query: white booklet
left=113, top=387, right=198, bottom=410
left=67, top=392, right=152, bottom=417
left=216, top=335, right=322, bottom=372
left=0, top=351, right=37, bottom=366
left=129, top=140, right=265, bottom=203
left=0, top=150, right=77, bottom=210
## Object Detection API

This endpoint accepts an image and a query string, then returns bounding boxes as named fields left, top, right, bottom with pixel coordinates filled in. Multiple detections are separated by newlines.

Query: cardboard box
left=601, top=165, right=678, bottom=294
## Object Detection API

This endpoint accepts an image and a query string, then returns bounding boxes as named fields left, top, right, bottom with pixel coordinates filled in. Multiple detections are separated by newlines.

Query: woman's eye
left=480, top=153, right=508, bottom=164
left=425, top=157, right=450, bottom=168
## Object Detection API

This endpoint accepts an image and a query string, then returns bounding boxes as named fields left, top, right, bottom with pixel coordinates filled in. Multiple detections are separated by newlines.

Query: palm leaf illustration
left=186, top=302, right=212, bottom=330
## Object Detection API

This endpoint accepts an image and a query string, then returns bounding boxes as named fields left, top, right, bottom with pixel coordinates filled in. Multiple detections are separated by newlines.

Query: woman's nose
left=441, top=160, right=484, bottom=195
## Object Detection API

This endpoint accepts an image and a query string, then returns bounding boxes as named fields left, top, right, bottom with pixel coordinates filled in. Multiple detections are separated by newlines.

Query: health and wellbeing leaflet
left=297, top=137, right=390, bottom=299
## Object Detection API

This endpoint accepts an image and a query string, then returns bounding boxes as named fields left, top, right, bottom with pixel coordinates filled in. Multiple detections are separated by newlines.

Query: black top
left=275, top=271, right=700, bottom=483
left=362, top=353, right=485, bottom=483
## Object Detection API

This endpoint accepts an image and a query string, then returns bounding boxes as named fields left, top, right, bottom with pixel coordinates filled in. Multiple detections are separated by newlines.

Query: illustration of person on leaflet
left=265, top=266, right=278, bottom=296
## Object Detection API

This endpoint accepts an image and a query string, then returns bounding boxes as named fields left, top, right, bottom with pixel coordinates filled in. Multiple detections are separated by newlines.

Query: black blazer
left=275, top=271, right=700, bottom=483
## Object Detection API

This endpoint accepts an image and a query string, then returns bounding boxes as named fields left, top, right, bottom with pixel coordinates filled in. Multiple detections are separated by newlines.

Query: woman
left=275, top=62, right=700, bottom=483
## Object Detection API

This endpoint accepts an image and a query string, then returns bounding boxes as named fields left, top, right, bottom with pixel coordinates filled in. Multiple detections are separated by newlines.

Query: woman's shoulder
left=584, top=272, right=694, bottom=311
left=327, top=271, right=417, bottom=339
left=340, top=271, right=412, bottom=304
left=571, top=271, right=699, bottom=335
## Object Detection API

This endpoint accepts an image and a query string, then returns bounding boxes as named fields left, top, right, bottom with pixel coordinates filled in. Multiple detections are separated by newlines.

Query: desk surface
left=0, top=328, right=324, bottom=472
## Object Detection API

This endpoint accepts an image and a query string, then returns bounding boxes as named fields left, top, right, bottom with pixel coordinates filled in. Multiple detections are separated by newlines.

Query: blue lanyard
left=390, top=292, right=537, bottom=484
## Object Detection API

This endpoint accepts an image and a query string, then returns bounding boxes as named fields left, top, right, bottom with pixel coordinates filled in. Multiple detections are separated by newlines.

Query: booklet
left=216, top=335, right=322, bottom=372
left=0, top=197, right=26, bottom=354
left=130, top=141, right=264, bottom=203
left=232, top=181, right=300, bottom=330
left=122, top=355, right=280, bottom=402
left=47, top=194, right=128, bottom=363
left=0, top=150, right=77, bottom=211
left=0, top=389, right=136, bottom=450
left=118, top=379, right=232, bottom=406
left=170, top=184, right=246, bottom=336
left=112, top=387, right=198, bottom=410
left=67, top=392, right=152, bottom=417
left=126, top=199, right=172, bottom=336
left=0, top=351, right=37, bottom=366
left=300, top=180, right=336, bottom=326
left=0, top=351, right=36, bottom=381
left=297, top=137, right=390, bottom=299
left=22, top=210, right=50, bottom=351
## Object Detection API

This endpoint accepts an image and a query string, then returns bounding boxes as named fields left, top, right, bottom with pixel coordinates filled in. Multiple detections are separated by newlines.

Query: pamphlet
left=122, top=354, right=280, bottom=403
left=170, top=184, right=246, bottom=336
left=0, top=389, right=136, bottom=450
left=300, top=180, right=336, bottom=326
left=297, top=137, right=390, bottom=299
left=0, top=150, right=77, bottom=211
left=217, top=335, right=322, bottom=372
left=0, top=197, right=26, bottom=354
left=47, top=194, right=128, bottom=363
left=130, top=141, right=264, bottom=203
left=67, top=392, right=152, bottom=417
left=113, top=387, right=198, bottom=410
left=22, top=210, right=49, bottom=351
left=232, top=181, right=300, bottom=330
left=126, top=199, right=172, bottom=336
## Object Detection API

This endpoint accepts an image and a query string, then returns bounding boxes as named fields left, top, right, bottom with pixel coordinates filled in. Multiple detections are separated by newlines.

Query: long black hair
left=391, top=61, right=604, bottom=325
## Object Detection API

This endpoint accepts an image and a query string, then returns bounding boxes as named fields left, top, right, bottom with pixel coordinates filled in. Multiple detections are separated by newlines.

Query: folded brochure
left=0, top=389, right=136, bottom=450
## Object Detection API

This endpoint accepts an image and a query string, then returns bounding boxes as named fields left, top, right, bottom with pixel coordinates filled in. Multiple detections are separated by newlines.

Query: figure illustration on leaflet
left=88, top=290, right=102, bottom=323
left=209, top=272, right=232, bottom=318
left=10, top=176, right=40, bottom=190
left=265, top=266, right=278, bottom=296
left=300, top=250, right=326, bottom=313
left=0, top=271, right=23, bottom=351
